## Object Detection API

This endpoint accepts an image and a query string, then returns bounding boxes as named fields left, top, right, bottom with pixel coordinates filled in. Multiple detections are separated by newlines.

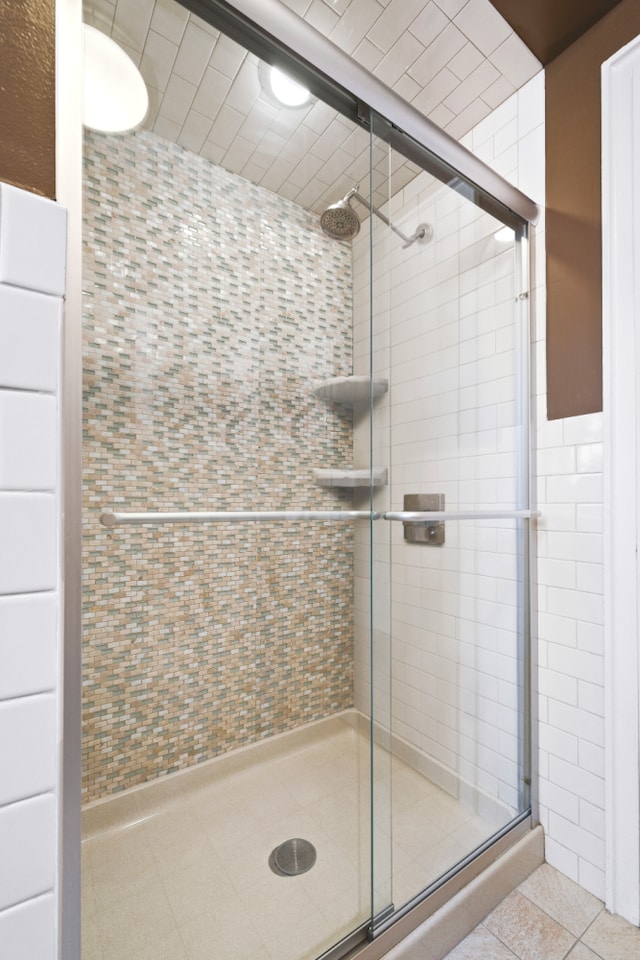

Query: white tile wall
left=0, top=893, right=57, bottom=960
left=473, top=74, right=610, bottom=899
left=352, top=111, right=529, bottom=823
left=0, top=392, right=57, bottom=490
left=0, top=495, right=57, bottom=594
left=0, top=185, right=66, bottom=296
left=0, top=595, right=58, bottom=700
left=537, top=409, right=605, bottom=899
left=0, top=793, right=57, bottom=909
left=453, top=0, right=511, bottom=56
left=461, top=73, right=606, bottom=900
left=0, top=288, right=60, bottom=392
left=0, top=695, right=57, bottom=806
left=0, top=183, right=64, bottom=958
left=353, top=70, right=607, bottom=902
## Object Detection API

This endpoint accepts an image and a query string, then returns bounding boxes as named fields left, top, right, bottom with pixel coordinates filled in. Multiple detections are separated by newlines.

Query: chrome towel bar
left=384, top=510, right=540, bottom=522
left=100, top=510, right=378, bottom=527
left=100, top=508, right=540, bottom=527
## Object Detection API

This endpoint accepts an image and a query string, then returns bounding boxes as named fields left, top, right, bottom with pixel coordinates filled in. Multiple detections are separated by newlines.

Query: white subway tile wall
left=352, top=71, right=607, bottom=903
left=0, top=392, right=57, bottom=491
left=428, top=71, right=604, bottom=899
left=0, top=894, right=56, bottom=960
left=0, top=696, right=57, bottom=806
left=0, top=494, right=57, bottom=594
left=0, top=288, right=60, bottom=392
left=0, top=793, right=58, bottom=911
left=0, top=596, right=58, bottom=701
left=0, top=184, right=63, bottom=958
left=351, top=123, right=528, bottom=826
left=483, top=75, right=606, bottom=900
left=537, top=410, right=605, bottom=899
left=0, top=184, right=67, bottom=297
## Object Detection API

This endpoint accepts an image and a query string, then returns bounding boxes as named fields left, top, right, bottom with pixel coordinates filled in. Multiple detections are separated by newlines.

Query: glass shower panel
left=390, top=516, right=528, bottom=910
left=362, top=125, right=530, bottom=916
left=81, top=8, right=389, bottom=958
left=367, top=120, right=395, bottom=928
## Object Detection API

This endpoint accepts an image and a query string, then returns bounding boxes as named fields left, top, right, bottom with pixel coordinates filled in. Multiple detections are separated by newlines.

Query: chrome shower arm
left=352, top=189, right=409, bottom=244
left=351, top=189, right=432, bottom=248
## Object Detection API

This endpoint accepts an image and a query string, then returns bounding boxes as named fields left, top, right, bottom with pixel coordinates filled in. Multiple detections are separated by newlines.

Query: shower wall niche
left=82, top=128, right=357, bottom=801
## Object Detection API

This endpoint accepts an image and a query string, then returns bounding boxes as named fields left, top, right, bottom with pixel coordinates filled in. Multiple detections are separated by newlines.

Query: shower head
left=320, top=190, right=361, bottom=241
left=320, top=185, right=433, bottom=249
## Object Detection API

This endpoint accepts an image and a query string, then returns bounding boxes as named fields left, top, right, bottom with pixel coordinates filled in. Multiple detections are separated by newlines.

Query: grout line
left=559, top=936, right=579, bottom=960
left=477, top=919, right=532, bottom=960
left=515, top=872, right=606, bottom=946
left=485, top=886, right=581, bottom=960
left=577, top=910, right=607, bottom=960
left=515, top=884, right=580, bottom=939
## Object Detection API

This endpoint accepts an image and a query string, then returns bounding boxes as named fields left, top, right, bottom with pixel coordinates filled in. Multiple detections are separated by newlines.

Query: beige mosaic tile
left=582, top=909, right=640, bottom=960
left=82, top=127, right=356, bottom=802
left=518, top=862, right=603, bottom=938
left=484, top=889, right=576, bottom=960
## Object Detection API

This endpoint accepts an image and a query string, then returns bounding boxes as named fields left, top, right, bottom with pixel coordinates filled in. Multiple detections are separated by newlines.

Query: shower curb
left=349, top=824, right=544, bottom=960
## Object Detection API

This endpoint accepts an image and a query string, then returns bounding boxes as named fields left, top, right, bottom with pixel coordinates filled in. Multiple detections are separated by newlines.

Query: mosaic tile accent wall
left=82, top=128, right=355, bottom=802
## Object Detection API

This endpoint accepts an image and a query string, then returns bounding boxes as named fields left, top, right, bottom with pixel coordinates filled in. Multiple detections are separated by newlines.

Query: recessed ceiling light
left=260, top=63, right=311, bottom=108
left=83, top=25, right=149, bottom=133
left=495, top=226, right=515, bottom=244
left=270, top=67, right=310, bottom=107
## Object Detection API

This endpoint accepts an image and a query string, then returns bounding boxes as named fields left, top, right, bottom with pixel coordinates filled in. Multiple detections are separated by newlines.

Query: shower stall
left=79, top=2, right=538, bottom=959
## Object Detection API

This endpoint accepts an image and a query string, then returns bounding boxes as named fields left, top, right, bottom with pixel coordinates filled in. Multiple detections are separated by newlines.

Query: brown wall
left=546, top=0, right=640, bottom=419
left=0, top=0, right=56, bottom=199
left=491, top=0, right=624, bottom=64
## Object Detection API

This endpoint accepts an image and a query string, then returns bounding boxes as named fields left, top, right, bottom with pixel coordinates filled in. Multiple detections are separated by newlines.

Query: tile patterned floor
left=82, top=714, right=500, bottom=960
left=441, top=862, right=640, bottom=960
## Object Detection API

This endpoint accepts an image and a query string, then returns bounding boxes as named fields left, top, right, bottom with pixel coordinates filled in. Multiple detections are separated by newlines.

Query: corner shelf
left=313, top=467, right=388, bottom=488
left=312, top=375, right=388, bottom=407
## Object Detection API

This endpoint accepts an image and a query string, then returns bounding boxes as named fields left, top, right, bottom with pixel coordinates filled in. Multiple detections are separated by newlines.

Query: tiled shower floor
left=81, top=714, right=495, bottom=960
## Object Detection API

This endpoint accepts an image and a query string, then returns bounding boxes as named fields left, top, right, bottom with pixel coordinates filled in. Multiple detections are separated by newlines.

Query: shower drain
left=269, top=838, right=317, bottom=877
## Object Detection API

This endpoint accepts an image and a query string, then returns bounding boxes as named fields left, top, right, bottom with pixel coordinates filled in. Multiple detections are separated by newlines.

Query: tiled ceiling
left=83, top=0, right=541, bottom=215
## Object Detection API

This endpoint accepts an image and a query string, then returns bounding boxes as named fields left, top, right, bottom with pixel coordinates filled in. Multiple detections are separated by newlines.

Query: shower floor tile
left=82, top=714, right=505, bottom=960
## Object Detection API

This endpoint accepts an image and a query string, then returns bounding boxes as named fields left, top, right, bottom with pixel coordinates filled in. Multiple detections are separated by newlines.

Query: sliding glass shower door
left=362, top=113, right=532, bottom=925
left=80, top=4, right=535, bottom=959
left=81, top=32, right=388, bottom=958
